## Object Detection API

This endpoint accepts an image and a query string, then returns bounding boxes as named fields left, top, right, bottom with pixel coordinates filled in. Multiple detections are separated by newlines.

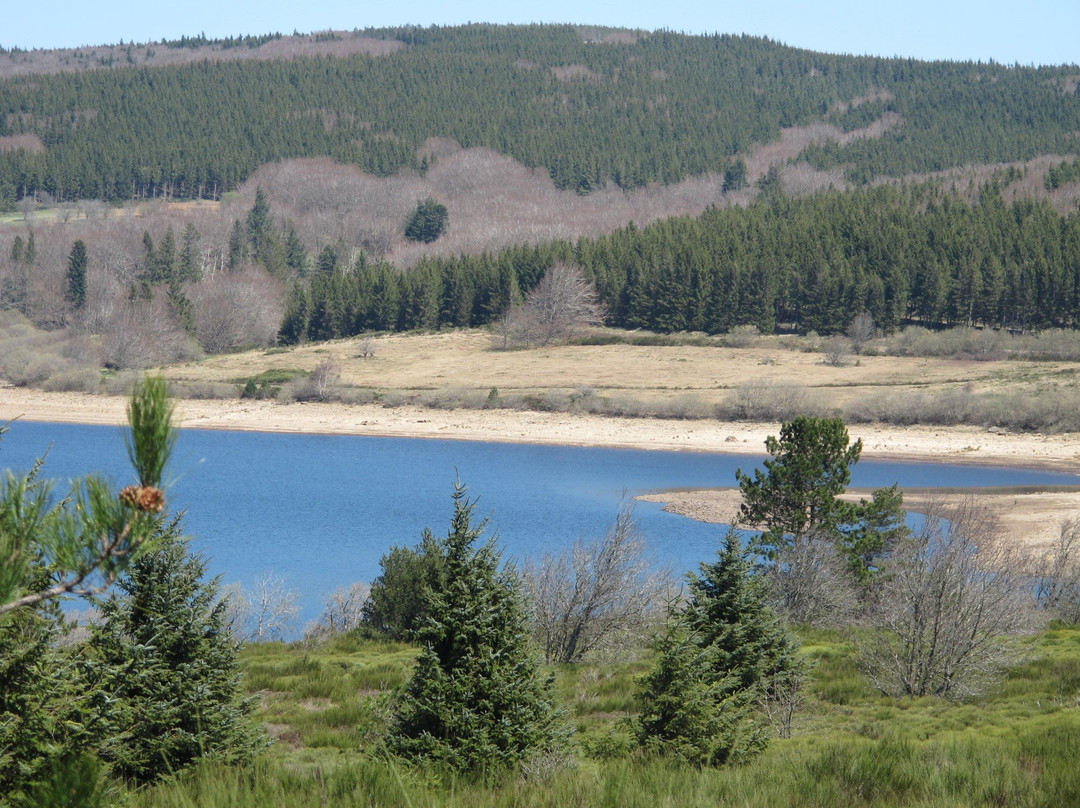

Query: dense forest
left=280, top=180, right=1080, bottom=341
left=0, top=24, right=1078, bottom=206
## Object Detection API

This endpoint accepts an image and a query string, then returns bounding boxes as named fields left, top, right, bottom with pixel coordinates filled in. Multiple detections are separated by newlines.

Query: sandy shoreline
left=4, top=384, right=1079, bottom=548
left=5, top=384, right=1080, bottom=471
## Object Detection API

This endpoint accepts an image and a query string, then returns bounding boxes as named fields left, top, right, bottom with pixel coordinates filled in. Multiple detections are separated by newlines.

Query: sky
left=3, top=0, right=1078, bottom=67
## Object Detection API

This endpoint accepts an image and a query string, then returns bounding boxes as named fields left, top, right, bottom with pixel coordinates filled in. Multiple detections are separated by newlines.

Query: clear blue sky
left=4, top=0, right=1077, bottom=66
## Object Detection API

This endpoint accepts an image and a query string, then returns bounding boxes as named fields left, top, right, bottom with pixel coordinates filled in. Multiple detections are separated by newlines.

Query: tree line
left=281, top=181, right=1080, bottom=342
left=0, top=24, right=1077, bottom=208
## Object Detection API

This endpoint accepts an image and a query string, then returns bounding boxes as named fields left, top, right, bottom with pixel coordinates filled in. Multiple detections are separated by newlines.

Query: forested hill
left=0, top=24, right=1078, bottom=208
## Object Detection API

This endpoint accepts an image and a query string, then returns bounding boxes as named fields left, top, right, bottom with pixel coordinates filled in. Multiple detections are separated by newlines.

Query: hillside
left=1, top=24, right=1078, bottom=205
left=0, top=24, right=1079, bottom=378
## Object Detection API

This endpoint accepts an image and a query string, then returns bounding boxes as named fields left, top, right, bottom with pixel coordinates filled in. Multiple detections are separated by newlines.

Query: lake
left=3, top=421, right=1077, bottom=632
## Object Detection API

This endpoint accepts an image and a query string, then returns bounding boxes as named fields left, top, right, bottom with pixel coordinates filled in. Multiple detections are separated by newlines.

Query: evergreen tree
left=722, top=158, right=748, bottom=192
left=227, top=219, right=247, bottom=270
left=385, top=481, right=569, bottom=773
left=404, top=198, right=449, bottom=243
left=736, top=416, right=862, bottom=557
left=66, top=240, right=87, bottom=309
left=85, top=527, right=265, bottom=785
left=178, top=222, right=202, bottom=282
left=0, top=570, right=87, bottom=804
left=635, top=530, right=803, bottom=766
left=361, top=532, right=445, bottom=640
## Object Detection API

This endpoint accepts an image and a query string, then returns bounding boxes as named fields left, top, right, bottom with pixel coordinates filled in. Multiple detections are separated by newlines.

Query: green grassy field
left=122, top=626, right=1080, bottom=807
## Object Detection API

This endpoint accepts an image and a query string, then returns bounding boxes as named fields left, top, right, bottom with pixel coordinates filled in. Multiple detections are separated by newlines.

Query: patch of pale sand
left=637, top=488, right=1080, bottom=551
left=5, top=383, right=1080, bottom=469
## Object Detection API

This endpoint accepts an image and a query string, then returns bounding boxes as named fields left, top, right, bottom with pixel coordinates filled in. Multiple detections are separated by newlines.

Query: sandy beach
left=3, top=383, right=1079, bottom=549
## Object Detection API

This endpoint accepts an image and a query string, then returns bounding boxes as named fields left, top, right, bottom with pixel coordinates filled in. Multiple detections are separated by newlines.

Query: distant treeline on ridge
left=0, top=24, right=1078, bottom=207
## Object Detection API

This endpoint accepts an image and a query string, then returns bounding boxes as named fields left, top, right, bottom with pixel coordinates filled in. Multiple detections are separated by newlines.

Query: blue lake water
left=3, top=421, right=1077, bottom=631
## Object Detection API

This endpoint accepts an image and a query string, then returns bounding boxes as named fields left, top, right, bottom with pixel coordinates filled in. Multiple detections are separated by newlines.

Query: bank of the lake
left=4, top=383, right=1080, bottom=471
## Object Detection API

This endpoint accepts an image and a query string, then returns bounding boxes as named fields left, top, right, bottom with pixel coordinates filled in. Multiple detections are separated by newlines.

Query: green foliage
left=722, top=159, right=747, bottom=193
left=636, top=531, right=803, bottom=766
left=101, top=625, right=1080, bottom=806
left=86, top=529, right=266, bottom=785
left=0, top=582, right=86, bottom=804
left=66, top=240, right=87, bottom=309
left=840, top=483, right=908, bottom=583
left=1, top=376, right=175, bottom=615
left=737, top=416, right=862, bottom=556
left=404, top=198, right=449, bottom=243
left=3, top=26, right=1077, bottom=204
left=737, top=417, right=908, bottom=597
left=361, top=532, right=445, bottom=640
left=384, top=481, right=570, bottom=773
left=124, top=375, right=177, bottom=489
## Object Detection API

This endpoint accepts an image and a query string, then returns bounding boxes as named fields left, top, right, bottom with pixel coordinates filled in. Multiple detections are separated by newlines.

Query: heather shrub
left=723, top=324, right=761, bottom=349
left=40, top=366, right=102, bottom=393
left=720, top=381, right=827, bottom=422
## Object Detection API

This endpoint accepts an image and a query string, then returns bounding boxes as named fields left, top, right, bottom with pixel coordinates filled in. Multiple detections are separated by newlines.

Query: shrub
left=719, top=380, right=825, bottom=422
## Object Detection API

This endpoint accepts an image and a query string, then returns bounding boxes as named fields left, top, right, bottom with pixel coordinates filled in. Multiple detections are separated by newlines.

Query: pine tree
left=385, top=481, right=569, bottom=773
left=404, top=198, right=449, bottom=243
left=736, top=416, right=862, bottom=557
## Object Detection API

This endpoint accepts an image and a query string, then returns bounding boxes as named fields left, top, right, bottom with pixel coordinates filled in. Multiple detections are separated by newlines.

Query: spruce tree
left=66, top=240, right=87, bottom=309
left=86, top=526, right=264, bottom=785
left=385, top=481, right=569, bottom=773
left=635, top=530, right=803, bottom=766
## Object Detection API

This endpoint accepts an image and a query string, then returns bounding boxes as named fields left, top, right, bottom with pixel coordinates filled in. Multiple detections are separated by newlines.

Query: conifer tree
left=385, top=481, right=569, bottom=773
left=635, top=530, right=803, bottom=766
left=85, top=527, right=264, bottom=785
left=66, top=240, right=87, bottom=309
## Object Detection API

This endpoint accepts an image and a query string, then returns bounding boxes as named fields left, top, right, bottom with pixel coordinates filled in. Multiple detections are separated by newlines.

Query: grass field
left=167, top=328, right=1080, bottom=418
left=123, top=625, right=1080, bottom=807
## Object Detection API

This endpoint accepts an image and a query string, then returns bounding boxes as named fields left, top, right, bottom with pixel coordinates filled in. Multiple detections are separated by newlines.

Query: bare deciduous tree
left=1035, top=515, right=1080, bottom=624
left=504, top=263, right=605, bottom=348
left=188, top=267, right=282, bottom=353
left=525, top=501, right=674, bottom=663
left=766, top=529, right=859, bottom=627
left=310, top=582, right=371, bottom=639
left=101, top=295, right=196, bottom=369
left=858, top=498, right=1038, bottom=699
left=823, top=334, right=852, bottom=367
left=221, top=573, right=300, bottom=643
left=847, top=311, right=876, bottom=355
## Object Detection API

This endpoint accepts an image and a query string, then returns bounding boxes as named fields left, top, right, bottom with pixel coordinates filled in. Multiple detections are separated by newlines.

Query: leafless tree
left=188, top=267, right=283, bottom=353
left=824, top=334, right=852, bottom=367
left=1034, top=515, right=1080, bottom=624
left=222, top=573, right=301, bottom=643
left=766, top=529, right=859, bottom=627
left=357, top=335, right=377, bottom=359
left=101, top=295, right=196, bottom=369
left=305, top=582, right=371, bottom=642
left=858, top=498, right=1038, bottom=699
left=847, top=311, right=877, bottom=355
left=509, top=263, right=605, bottom=347
left=525, top=500, right=675, bottom=663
